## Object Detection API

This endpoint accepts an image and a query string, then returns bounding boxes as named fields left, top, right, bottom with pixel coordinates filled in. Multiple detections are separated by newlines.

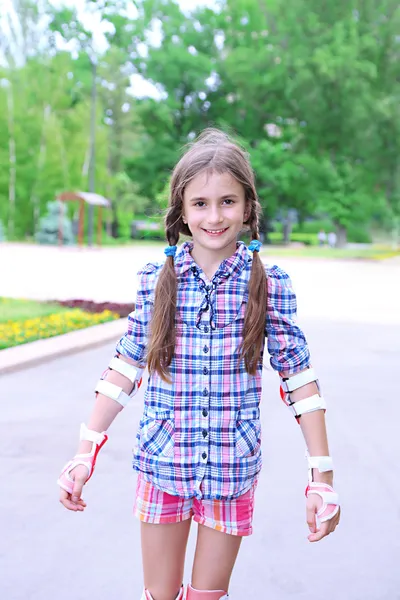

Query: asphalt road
left=1, top=250, right=399, bottom=599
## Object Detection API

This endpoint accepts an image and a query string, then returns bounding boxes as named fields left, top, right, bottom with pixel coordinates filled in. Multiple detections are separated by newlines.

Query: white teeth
left=205, top=228, right=226, bottom=233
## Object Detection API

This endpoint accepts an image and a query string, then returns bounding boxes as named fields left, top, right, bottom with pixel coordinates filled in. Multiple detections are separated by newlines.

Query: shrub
left=345, top=224, right=372, bottom=243
left=272, top=218, right=372, bottom=244
left=268, top=232, right=317, bottom=245
left=56, top=299, right=135, bottom=317
left=0, top=220, right=6, bottom=242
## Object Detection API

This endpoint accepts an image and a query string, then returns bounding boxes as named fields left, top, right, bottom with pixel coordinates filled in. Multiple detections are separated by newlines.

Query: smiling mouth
left=202, top=227, right=229, bottom=234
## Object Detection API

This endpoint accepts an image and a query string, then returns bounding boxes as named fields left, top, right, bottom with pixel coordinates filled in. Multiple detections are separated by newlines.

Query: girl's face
left=182, top=170, right=249, bottom=261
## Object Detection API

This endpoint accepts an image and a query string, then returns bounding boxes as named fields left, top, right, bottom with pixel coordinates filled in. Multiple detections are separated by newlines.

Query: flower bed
left=56, top=299, right=135, bottom=317
left=0, top=308, right=120, bottom=350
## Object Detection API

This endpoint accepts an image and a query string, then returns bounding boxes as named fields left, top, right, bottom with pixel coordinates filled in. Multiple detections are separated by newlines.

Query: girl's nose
left=207, top=206, right=223, bottom=224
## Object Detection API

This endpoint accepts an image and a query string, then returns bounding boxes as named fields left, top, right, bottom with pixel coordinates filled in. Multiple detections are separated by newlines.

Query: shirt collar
left=174, top=240, right=250, bottom=282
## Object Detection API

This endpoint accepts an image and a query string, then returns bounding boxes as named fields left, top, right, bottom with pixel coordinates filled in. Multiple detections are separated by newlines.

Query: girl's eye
left=193, top=199, right=234, bottom=207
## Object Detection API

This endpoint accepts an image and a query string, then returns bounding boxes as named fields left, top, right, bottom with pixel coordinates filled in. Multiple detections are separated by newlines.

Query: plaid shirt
left=116, top=241, right=310, bottom=499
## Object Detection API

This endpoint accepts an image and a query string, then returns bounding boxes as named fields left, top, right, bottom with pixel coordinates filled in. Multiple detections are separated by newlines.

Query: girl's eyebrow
left=188, top=193, right=239, bottom=202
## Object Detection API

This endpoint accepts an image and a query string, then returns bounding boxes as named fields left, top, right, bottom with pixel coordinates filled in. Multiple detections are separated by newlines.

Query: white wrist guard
left=57, top=424, right=108, bottom=494
left=306, top=482, right=339, bottom=523
left=305, top=453, right=339, bottom=523
left=95, top=356, right=144, bottom=407
left=280, top=367, right=326, bottom=421
left=306, top=452, right=333, bottom=483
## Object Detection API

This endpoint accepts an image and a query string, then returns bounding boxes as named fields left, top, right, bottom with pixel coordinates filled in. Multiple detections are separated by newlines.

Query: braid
left=147, top=206, right=181, bottom=383
left=240, top=213, right=268, bottom=374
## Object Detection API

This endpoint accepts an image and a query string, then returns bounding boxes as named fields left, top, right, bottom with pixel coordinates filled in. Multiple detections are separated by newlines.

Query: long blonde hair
left=147, top=128, right=267, bottom=382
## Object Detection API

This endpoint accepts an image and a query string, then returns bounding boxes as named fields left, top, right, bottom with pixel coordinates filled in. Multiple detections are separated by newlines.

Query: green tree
left=107, top=0, right=222, bottom=198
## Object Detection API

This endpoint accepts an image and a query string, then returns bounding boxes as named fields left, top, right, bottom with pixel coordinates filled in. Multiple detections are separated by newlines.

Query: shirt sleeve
left=265, top=265, right=311, bottom=375
left=114, top=263, right=159, bottom=366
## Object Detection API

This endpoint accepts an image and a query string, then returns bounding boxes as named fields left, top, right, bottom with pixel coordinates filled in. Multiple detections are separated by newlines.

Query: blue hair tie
left=164, top=245, right=177, bottom=257
left=248, top=240, right=262, bottom=253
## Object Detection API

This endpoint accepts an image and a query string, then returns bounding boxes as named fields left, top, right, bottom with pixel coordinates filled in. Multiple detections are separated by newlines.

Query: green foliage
left=275, top=218, right=372, bottom=243
left=138, top=227, right=164, bottom=240
left=109, top=172, right=152, bottom=218
left=2, top=0, right=400, bottom=246
left=269, top=232, right=318, bottom=246
left=155, top=181, right=170, bottom=212
left=345, top=224, right=372, bottom=244
left=291, top=220, right=333, bottom=235
left=116, top=212, right=134, bottom=241
left=0, top=220, right=6, bottom=242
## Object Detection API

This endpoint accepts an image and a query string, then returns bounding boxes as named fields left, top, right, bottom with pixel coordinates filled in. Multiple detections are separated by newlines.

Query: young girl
left=58, top=129, right=340, bottom=600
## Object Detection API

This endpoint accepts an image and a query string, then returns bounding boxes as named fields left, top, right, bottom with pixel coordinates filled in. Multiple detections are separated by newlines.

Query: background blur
left=1, top=0, right=399, bottom=250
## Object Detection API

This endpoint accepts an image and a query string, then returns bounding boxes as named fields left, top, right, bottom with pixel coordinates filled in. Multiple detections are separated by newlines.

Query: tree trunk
left=335, top=224, right=347, bottom=248
left=106, top=149, right=119, bottom=239
left=111, top=200, right=119, bottom=238
left=88, top=58, right=97, bottom=246
left=282, top=221, right=292, bottom=245
left=30, top=104, right=51, bottom=235
left=258, top=213, right=270, bottom=243
left=6, top=81, right=16, bottom=239
left=56, top=117, right=69, bottom=188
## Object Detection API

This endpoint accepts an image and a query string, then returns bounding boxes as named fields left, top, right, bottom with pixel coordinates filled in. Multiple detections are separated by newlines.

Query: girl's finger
left=306, top=505, right=317, bottom=533
left=308, top=523, right=329, bottom=542
left=325, top=510, right=340, bottom=535
left=59, top=490, right=86, bottom=511
left=60, top=497, right=84, bottom=511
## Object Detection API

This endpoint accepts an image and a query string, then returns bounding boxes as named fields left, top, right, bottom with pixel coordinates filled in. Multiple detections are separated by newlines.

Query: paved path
left=1, top=245, right=399, bottom=599
left=1, top=242, right=400, bottom=326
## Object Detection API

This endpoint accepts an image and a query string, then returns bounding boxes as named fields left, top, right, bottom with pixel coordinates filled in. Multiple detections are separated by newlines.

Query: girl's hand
left=59, top=465, right=89, bottom=512
left=306, top=494, right=340, bottom=542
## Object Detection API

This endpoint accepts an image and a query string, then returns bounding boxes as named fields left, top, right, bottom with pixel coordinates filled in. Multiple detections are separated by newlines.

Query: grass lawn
left=0, top=298, right=67, bottom=323
left=260, top=245, right=400, bottom=260
left=101, top=239, right=399, bottom=261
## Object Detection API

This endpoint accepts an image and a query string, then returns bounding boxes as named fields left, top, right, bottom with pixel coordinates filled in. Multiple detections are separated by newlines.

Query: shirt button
left=202, top=452, right=207, bottom=460
left=204, top=326, right=209, bottom=333
left=202, top=409, right=208, bottom=417
left=202, top=429, right=208, bottom=438
left=203, top=345, right=209, bottom=353
left=203, top=388, right=209, bottom=396
left=203, top=366, right=208, bottom=375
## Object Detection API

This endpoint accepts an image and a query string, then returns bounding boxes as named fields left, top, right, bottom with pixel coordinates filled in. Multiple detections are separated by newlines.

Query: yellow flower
left=1, top=309, right=119, bottom=349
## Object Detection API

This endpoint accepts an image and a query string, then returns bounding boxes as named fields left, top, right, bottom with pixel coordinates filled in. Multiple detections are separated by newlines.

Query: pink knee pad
left=186, top=584, right=228, bottom=600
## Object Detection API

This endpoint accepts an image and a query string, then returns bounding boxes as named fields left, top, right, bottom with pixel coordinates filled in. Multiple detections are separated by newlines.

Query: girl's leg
left=141, top=519, right=192, bottom=600
left=190, top=523, right=242, bottom=592
left=189, top=481, right=256, bottom=595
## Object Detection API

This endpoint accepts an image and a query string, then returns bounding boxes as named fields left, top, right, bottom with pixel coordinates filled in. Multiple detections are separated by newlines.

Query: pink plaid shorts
left=133, top=473, right=257, bottom=537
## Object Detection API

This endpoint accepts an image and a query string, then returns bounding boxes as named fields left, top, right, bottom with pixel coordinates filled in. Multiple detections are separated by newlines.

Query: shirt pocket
left=139, top=406, right=175, bottom=458
left=176, top=287, right=203, bottom=326
left=235, top=407, right=261, bottom=458
left=212, top=283, right=249, bottom=329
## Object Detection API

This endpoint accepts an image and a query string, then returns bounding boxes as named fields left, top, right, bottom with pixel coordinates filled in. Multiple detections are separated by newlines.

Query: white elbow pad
left=280, top=368, right=326, bottom=420
left=95, top=357, right=144, bottom=407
